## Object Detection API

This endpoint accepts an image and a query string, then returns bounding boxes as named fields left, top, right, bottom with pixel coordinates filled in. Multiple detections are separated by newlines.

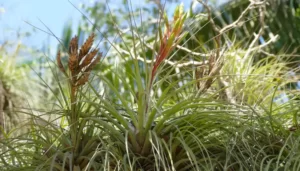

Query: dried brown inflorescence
left=196, top=53, right=223, bottom=92
left=56, top=33, right=101, bottom=89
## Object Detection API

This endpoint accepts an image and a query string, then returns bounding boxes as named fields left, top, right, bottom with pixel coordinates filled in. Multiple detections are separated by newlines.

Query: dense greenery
left=1, top=0, right=300, bottom=170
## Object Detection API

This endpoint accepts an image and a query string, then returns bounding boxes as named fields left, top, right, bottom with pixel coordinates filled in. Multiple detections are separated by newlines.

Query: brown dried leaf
left=195, top=66, right=206, bottom=90
left=79, top=33, right=95, bottom=60
left=208, top=54, right=215, bottom=72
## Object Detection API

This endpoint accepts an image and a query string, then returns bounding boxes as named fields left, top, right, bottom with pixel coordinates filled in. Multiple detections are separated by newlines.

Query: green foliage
left=1, top=1, right=300, bottom=171
left=0, top=40, right=46, bottom=137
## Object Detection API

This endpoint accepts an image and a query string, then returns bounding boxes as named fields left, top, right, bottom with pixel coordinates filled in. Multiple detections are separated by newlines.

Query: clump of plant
left=0, top=41, right=42, bottom=138
left=0, top=33, right=104, bottom=171
left=2, top=1, right=300, bottom=171
left=56, top=32, right=101, bottom=168
left=56, top=32, right=101, bottom=147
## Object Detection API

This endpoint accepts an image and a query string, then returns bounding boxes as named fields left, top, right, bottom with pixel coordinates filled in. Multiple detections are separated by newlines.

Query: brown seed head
left=81, top=48, right=99, bottom=68
left=76, top=72, right=91, bottom=86
left=57, top=33, right=101, bottom=88
left=88, top=53, right=101, bottom=70
left=79, top=33, right=95, bottom=61
left=68, top=36, right=80, bottom=77
left=69, top=36, right=78, bottom=56
left=56, top=50, right=66, bottom=74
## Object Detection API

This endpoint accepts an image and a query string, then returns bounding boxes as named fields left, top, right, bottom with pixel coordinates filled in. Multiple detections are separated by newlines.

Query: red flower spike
left=150, top=5, right=187, bottom=85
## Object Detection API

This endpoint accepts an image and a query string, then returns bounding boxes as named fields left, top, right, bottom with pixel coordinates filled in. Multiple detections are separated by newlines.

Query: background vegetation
left=1, top=0, right=300, bottom=170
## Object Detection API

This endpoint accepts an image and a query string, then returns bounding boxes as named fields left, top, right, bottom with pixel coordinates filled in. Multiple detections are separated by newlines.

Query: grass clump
left=1, top=1, right=300, bottom=171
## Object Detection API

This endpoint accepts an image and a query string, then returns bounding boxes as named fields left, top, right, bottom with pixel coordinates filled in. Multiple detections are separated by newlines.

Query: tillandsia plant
left=138, top=4, right=188, bottom=146
left=3, top=1, right=300, bottom=171
left=56, top=33, right=101, bottom=148
left=150, top=6, right=188, bottom=86
left=0, top=34, right=104, bottom=171
left=87, top=1, right=300, bottom=170
left=50, top=33, right=102, bottom=170
left=83, top=4, right=224, bottom=170
left=89, top=5, right=191, bottom=169
left=133, top=4, right=188, bottom=151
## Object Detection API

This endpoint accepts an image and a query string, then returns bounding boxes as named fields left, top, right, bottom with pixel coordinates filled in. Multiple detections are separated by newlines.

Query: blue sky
left=0, top=0, right=227, bottom=56
left=0, top=0, right=84, bottom=52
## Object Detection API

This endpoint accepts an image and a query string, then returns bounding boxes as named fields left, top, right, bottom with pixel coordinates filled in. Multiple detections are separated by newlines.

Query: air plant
left=150, top=5, right=188, bottom=86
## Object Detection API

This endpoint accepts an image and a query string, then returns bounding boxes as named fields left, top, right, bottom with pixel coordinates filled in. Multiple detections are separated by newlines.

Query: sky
left=0, top=0, right=84, bottom=52
left=0, top=0, right=228, bottom=57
